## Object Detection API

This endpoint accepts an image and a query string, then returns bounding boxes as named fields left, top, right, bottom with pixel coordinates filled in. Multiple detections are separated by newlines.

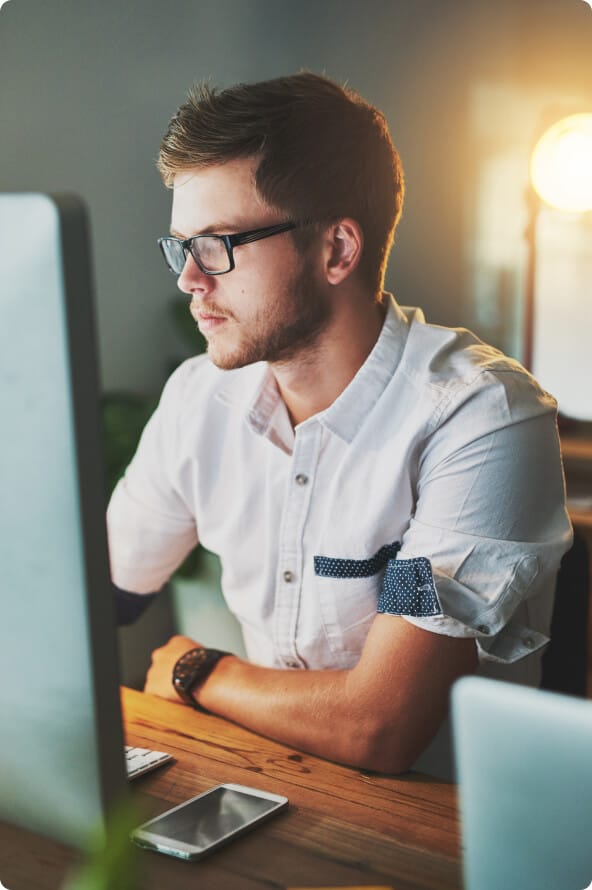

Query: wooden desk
left=0, top=688, right=462, bottom=890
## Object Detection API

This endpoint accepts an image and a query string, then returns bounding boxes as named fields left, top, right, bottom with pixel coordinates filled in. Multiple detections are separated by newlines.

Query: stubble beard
left=205, top=262, right=332, bottom=371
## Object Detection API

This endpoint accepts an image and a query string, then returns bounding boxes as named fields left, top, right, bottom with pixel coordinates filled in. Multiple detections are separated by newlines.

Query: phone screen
left=148, top=786, right=276, bottom=846
left=133, top=785, right=287, bottom=856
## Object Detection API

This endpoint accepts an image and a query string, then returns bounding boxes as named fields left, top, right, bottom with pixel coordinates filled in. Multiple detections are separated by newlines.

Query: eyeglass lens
left=161, top=236, right=230, bottom=275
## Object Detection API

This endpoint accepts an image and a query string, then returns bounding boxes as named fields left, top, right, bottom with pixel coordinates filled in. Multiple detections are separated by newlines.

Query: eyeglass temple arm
left=230, top=222, right=297, bottom=246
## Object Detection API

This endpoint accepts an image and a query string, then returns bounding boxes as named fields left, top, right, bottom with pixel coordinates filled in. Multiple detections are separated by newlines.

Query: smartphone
left=130, top=783, right=289, bottom=860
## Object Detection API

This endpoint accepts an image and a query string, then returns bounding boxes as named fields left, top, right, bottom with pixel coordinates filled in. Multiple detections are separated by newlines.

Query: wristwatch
left=172, top=646, right=231, bottom=712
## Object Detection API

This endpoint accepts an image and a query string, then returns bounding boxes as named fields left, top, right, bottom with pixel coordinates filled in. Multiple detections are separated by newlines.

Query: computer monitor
left=453, top=676, right=592, bottom=890
left=0, top=192, right=128, bottom=847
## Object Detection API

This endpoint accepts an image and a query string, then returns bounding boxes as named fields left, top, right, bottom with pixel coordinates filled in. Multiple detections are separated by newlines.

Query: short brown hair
left=157, top=72, right=404, bottom=295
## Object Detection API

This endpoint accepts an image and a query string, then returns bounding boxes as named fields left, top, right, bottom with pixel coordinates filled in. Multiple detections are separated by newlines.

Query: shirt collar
left=314, top=294, right=410, bottom=443
left=215, top=363, right=295, bottom=453
left=245, top=367, right=295, bottom=454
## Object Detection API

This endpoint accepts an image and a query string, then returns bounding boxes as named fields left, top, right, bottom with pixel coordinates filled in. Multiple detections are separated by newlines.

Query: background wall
left=2, top=0, right=591, bottom=397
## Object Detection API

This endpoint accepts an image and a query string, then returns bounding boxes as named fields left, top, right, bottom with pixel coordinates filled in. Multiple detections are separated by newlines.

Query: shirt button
left=523, top=635, right=536, bottom=649
left=295, top=473, right=309, bottom=486
left=477, top=624, right=490, bottom=635
left=285, top=660, right=299, bottom=669
left=283, top=570, right=294, bottom=583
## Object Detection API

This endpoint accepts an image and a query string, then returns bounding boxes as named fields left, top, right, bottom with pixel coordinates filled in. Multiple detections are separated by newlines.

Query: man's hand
left=144, top=634, right=202, bottom=703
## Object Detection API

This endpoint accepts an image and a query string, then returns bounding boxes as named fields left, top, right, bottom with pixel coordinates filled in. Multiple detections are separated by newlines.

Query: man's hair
left=157, top=72, right=404, bottom=295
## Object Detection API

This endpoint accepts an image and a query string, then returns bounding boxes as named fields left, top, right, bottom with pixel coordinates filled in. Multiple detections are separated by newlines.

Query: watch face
left=174, top=648, right=207, bottom=693
left=172, top=647, right=228, bottom=707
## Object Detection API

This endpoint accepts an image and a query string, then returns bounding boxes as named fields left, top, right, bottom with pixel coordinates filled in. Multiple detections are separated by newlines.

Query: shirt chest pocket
left=315, top=575, right=380, bottom=662
left=314, top=543, right=400, bottom=664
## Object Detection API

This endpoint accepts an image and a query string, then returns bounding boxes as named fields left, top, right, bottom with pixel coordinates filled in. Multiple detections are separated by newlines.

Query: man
left=108, top=72, right=572, bottom=776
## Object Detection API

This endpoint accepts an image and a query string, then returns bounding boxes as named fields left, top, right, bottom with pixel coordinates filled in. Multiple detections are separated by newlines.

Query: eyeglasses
left=158, top=220, right=298, bottom=276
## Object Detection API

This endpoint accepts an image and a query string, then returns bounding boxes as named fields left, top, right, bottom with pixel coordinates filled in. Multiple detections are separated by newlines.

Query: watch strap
left=172, top=647, right=231, bottom=713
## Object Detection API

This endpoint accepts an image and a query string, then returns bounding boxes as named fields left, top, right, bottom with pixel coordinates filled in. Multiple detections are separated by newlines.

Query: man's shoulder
left=395, top=307, right=556, bottom=422
left=400, top=309, right=518, bottom=385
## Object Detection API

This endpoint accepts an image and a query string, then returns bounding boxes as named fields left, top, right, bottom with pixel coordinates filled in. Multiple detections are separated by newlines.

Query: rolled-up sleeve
left=380, top=369, right=573, bottom=664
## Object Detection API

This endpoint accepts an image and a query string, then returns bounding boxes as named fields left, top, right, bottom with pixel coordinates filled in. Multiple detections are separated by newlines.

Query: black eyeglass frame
left=158, top=220, right=298, bottom=276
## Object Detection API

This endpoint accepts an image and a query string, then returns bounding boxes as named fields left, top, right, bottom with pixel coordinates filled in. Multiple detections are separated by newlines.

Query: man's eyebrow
left=169, top=222, right=240, bottom=238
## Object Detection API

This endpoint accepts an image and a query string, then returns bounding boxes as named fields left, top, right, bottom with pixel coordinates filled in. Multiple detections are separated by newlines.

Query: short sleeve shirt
left=107, top=296, right=573, bottom=684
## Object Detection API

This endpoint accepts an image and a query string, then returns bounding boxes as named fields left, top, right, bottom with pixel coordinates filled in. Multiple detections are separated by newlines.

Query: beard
left=205, top=259, right=332, bottom=371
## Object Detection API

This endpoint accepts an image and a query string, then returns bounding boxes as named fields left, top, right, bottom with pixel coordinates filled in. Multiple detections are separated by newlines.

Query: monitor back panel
left=0, top=193, right=127, bottom=846
left=453, top=676, right=592, bottom=890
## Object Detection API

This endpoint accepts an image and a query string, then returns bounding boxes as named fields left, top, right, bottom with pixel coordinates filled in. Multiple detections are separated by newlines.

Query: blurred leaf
left=101, top=393, right=157, bottom=496
left=62, top=801, right=142, bottom=890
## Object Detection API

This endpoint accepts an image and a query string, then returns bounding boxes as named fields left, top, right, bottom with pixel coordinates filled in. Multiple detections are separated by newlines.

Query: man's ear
left=323, top=218, right=364, bottom=285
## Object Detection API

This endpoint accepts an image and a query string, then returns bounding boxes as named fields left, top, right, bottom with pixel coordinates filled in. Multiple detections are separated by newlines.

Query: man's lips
left=196, top=311, right=229, bottom=332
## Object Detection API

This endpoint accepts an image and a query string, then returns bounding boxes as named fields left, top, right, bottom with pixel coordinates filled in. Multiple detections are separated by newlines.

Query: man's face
left=170, top=157, right=331, bottom=370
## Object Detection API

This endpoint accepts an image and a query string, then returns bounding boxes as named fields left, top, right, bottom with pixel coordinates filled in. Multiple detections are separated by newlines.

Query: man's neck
left=270, top=296, right=387, bottom=428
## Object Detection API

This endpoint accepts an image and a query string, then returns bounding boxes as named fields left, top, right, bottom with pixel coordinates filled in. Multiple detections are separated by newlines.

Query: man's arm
left=144, top=616, right=477, bottom=774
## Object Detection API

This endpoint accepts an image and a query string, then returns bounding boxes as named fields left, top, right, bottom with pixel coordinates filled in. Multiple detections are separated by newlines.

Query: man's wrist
left=172, top=646, right=232, bottom=712
left=193, top=651, right=238, bottom=713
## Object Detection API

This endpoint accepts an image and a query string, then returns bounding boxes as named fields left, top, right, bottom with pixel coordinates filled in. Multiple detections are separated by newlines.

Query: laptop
left=0, top=192, right=170, bottom=849
left=453, top=675, right=592, bottom=890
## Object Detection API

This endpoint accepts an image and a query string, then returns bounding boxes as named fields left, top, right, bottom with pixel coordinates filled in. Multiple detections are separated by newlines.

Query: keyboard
left=125, top=745, right=173, bottom=780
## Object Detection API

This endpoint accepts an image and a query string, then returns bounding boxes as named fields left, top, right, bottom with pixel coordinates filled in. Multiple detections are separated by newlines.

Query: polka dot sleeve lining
left=378, top=557, right=443, bottom=617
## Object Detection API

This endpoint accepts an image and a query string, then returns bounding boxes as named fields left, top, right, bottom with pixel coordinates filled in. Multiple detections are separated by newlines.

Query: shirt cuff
left=114, top=584, right=158, bottom=626
left=377, top=554, right=549, bottom=664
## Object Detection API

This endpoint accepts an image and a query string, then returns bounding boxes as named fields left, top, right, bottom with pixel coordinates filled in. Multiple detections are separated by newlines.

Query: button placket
left=273, top=423, right=320, bottom=668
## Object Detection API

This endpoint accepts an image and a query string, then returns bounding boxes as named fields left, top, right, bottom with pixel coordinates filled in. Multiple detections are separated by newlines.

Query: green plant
left=101, top=393, right=157, bottom=496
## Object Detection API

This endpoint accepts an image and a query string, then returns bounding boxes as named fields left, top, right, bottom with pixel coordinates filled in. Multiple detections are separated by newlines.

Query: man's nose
left=177, top=252, right=214, bottom=295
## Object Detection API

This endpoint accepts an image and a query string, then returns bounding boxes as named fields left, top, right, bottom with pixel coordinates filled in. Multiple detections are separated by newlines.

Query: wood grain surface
left=0, top=687, right=463, bottom=890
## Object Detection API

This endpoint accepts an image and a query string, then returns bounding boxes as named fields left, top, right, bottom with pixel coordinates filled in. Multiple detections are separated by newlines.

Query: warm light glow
left=530, top=113, right=592, bottom=212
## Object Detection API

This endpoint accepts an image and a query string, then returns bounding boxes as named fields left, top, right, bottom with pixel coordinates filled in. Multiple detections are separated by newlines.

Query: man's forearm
left=145, top=619, right=477, bottom=774
left=196, top=656, right=387, bottom=770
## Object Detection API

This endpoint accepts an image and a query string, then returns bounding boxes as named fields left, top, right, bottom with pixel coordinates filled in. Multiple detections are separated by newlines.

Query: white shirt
left=107, top=296, right=572, bottom=688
